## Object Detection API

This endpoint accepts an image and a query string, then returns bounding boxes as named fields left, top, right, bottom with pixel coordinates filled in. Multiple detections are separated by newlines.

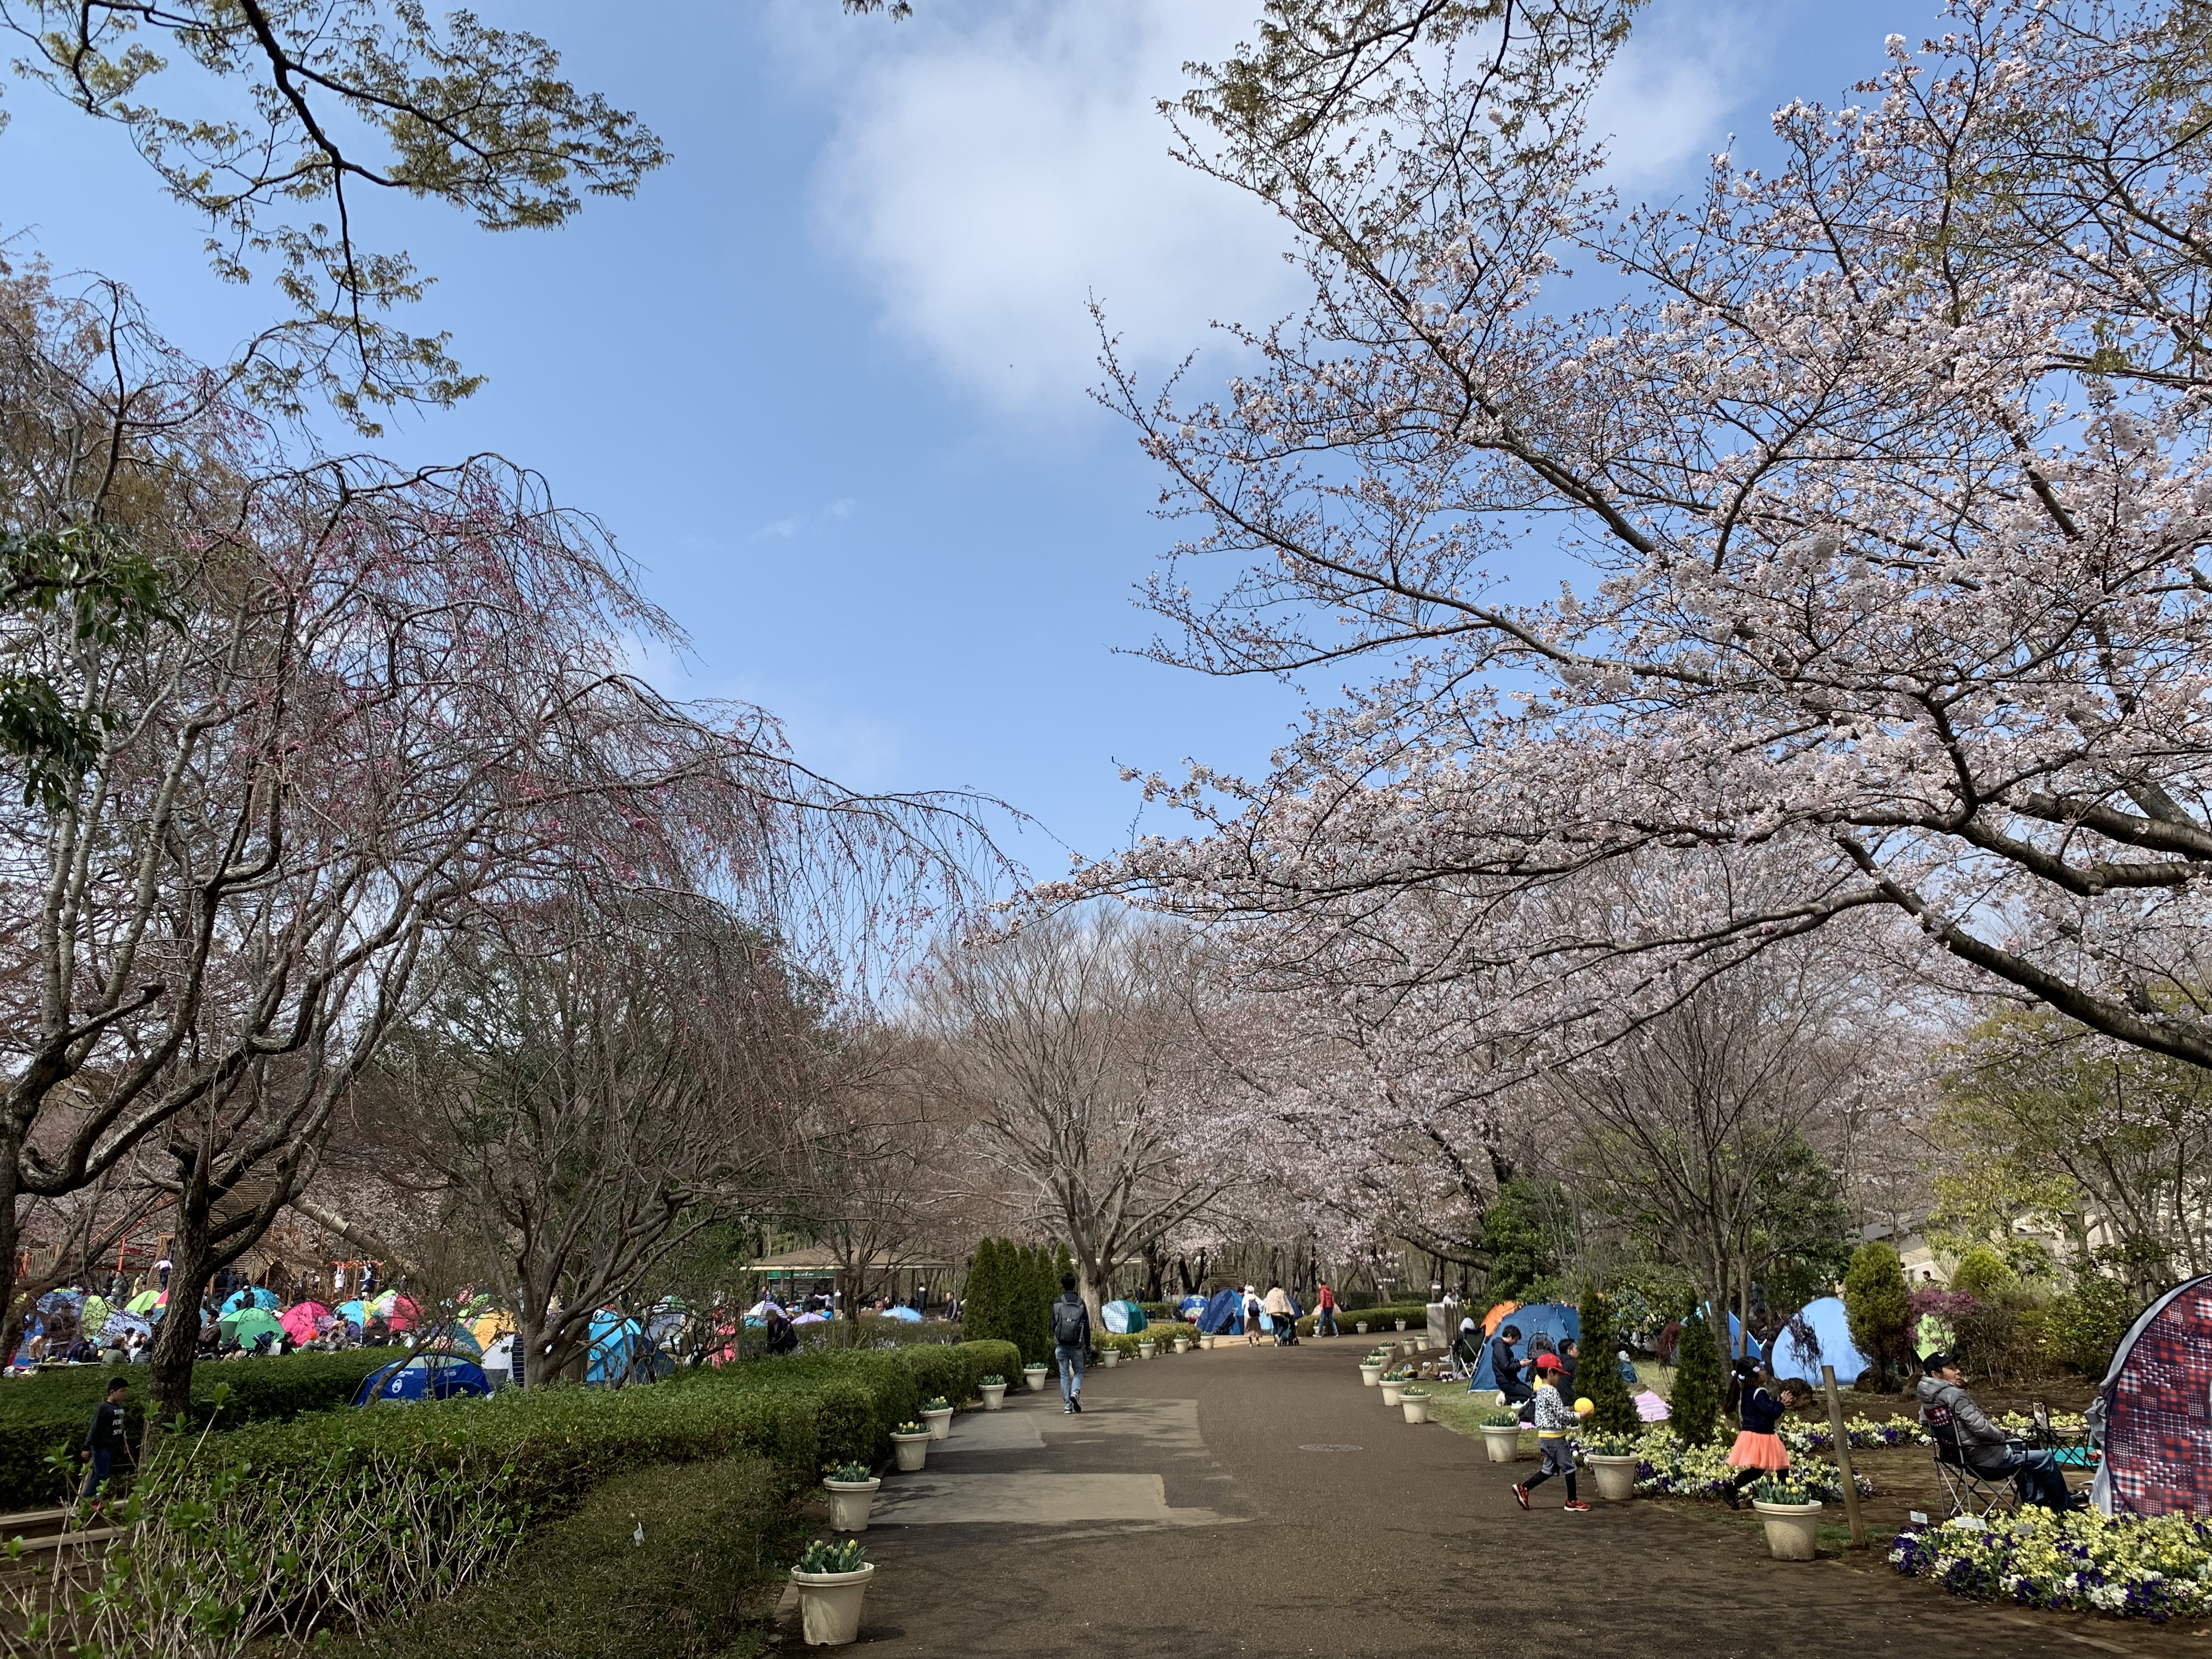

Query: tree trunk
left=146, top=1198, right=211, bottom=1432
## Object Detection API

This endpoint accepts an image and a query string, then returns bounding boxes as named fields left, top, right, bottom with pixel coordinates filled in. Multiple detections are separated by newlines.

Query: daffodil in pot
left=1137, top=1337, right=1157, bottom=1358
left=978, top=1373, right=1008, bottom=1410
left=791, top=1537, right=874, bottom=1646
left=1400, top=1385, right=1433, bottom=1424
left=1582, top=1432, right=1641, bottom=1503
left=1379, top=1368, right=1410, bottom=1408
left=822, top=1462, right=881, bottom=1532
left=889, top=1420, right=932, bottom=1472
left=1360, top=1348, right=1390, bottom=1386
left=1749, top=1475, right=1823, bottom=1561
left=1172, top=1334, right=1190, bottom=1353
left=1477, top=1406, right=1523, bottom=1463
left=921, top=1396, right=954, bottom=1440
left=1022, top=1363, right=1048, bottom=1392
left=1099, top=1343, right=1121, bottom=1367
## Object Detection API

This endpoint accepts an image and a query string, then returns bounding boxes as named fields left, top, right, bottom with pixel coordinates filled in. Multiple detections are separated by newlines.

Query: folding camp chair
left=1926, top=1411, right=2018, bottom=1519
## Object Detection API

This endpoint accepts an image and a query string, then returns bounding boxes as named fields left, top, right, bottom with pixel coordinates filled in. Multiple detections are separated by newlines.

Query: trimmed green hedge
left=333, top=1454, right=791, bottom=1659
left=0, top=1348, right=401, bottom=1509
left=202, top=1339, right=1022, bottom=1525
left=1301, top=1305, right=1429, bottom=1336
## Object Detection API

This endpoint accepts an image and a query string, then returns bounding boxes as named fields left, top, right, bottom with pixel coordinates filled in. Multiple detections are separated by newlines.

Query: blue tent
left=1197, top=1288, right=1243, bottom=1335
left=1102, top=1299, right=1148, bottom=1334
left=586, top=1311, right=670, bottom=1385
left=353, top=1351, right=491, bottom=1407
left=878, top=1306, right=923, bottom=1323
left=1469, top=1301, right=1581, bottom=1390
left=1765, top=1296, right=1865, bottom=1384
left=1725, top=1311, right=1765, bottom=1361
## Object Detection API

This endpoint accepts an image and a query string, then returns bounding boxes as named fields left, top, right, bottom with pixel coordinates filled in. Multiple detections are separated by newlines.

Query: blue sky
left=1, top=0, right=1929, bottom=881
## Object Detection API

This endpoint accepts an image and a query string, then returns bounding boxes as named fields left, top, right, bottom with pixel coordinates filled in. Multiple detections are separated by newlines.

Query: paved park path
left=776, top=1339, right=2207, bottom=1658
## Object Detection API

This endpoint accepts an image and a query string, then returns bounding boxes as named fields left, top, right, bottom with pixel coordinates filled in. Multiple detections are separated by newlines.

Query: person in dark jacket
left=80, top=1377, right=129, bottom=1502
left=1486, top=1324, right=1533, bottom=1405
left=1917, top=1353, right=2076, bottom=1510
left=1051, top=1274, right=1091, bottom=1414
left=1721, top=1359, right=1808, bottom=1507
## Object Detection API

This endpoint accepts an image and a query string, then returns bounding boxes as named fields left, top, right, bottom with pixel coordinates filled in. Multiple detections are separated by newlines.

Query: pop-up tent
left=1470, top=1301, right=1581, bottom=1390
left=2090, top=1273, right=2211, bottom=1517
left=1766, top=1297, right=1867, bottom=1385
left=586, top=1311, right=670, bottom=1385
left=354, top=1351, right=491, bottom=1407
left=1197, top=1288, right=1243, bottom=1334
left=1102, top=1299, right=1149, bottom=1335
left=1177, top=1294, right=1207, bottom=1321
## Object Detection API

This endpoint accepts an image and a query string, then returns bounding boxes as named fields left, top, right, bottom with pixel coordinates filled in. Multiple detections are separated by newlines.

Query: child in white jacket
left=1512, top=1353, right=1592, bottom=1513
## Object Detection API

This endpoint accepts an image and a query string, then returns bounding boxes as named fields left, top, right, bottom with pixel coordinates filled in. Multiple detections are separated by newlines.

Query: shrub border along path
left=3, top=1340, right=1022, bottom=1659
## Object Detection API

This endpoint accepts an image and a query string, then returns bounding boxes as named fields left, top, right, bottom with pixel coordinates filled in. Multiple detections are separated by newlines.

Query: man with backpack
left=1051, top=1274, right=1090, bottom=1414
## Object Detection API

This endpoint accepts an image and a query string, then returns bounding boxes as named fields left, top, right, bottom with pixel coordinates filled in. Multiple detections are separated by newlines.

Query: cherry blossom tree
left=1078, top=0, right=2212, bottom=1075
left=0, top=264, right=995, bottom=1414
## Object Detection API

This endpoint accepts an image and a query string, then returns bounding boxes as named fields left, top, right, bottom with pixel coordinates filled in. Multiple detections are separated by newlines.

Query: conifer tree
left=1576, top=1287, right=1639, bottom=1437
left=1670, top=1307, right=1724, bottom=1447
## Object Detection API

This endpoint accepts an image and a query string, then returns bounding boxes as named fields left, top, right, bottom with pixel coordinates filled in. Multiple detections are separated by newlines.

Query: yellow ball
left=1575, top=1397, right=1595, bottom=1416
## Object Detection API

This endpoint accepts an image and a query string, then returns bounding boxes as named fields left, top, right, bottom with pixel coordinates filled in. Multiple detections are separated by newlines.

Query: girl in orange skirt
left=1722, top=1358, right=1806, bottom=1507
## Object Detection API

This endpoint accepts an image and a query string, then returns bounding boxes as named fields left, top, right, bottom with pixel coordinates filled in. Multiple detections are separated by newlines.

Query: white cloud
left=1586, top=1, right=1763, bottom=186
left=749, top=497, right=860, bottom=541
left=770, top=0, right=1763, bottom=411
left=773, top=0, right=1300, bottom=412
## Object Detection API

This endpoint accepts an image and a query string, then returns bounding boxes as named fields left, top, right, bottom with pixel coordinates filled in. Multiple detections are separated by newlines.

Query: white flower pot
left=922, top=1407, right=953, bottom=1441
left=1752, top=1499, right=1822, bottom=1561
left=791, top=1561, right=874, bottom=1646
left=1137, top=1341, right=1156, bottom=1358
left=1394, top=1320, right=1407, bottom=1331
left=1379, top=1380, right=1406, bottom=1407
left=1099, top=1347, right=1120, bottom=1367
left=1401, top=1395, right=1432, bottom=1424
left=1359, top=1363, right=1386, bottom=1387
left=979, top=1383, right=1006, bottom=1411
left=1199, top=1333, right=1215, bottom=1349
left=823, top=1477, right=881, bottom=1531
left=1587, top=1454, right=1639, bottom=1503
left=1173, top=1336, right=1190, bottom=1353
left=890, top=1432, right=930, bottom=1472
left=1482, top=1424, right=1522, bottom=1463
left=1022, top=1365, right=1047, bottom=1392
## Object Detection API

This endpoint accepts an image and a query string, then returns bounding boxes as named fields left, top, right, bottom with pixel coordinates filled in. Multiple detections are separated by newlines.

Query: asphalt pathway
left=777, top=1339, right=2207, bottom=1658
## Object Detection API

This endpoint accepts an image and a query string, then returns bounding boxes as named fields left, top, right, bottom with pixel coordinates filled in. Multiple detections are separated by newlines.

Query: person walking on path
left=1314, top=1282, right=1339, bottom=1338
left=1263, top=1283, right=1295, bottom=1345
left=1051, top=1274, right=1090, bottom=1414
left=1512, top=1354, right=1591, bottom=1512
left=80, top=1377, right=129, bottom=1507
left=1243, top=1286, right=1264, bottom=1347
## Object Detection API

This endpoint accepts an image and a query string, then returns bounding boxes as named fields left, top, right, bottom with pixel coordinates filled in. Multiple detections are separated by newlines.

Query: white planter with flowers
left=821, top=1465, right=882, bottom=1532
left=978, top=1376, right=1007, bottom=1410
left=791, top=1540, right=874, bottom=1647
left=889, top=1425, right=932, bottom=1472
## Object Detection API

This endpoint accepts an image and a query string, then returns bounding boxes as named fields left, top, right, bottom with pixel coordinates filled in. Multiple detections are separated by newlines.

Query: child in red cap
left=1512, top=1352, right=1592, bottom=1513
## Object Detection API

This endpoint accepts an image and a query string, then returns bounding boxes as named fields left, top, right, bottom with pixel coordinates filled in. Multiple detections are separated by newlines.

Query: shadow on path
left=772, top=1341, right=2203, bottom=1658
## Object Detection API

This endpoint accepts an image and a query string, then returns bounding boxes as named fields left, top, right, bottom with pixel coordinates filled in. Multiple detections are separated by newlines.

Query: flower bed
left=1629, top=1427, right=1870, bottom=1503
left=1096, top=1324, right=1194, bottom=1357
left=1891, top=1510, right=2212, bottom=1620
left=1787, top=1408, right=2085, bottom=1455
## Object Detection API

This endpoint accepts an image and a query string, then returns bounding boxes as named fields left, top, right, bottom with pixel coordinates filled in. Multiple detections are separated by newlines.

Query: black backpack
left=1052, top=1297, right=1087, bottom=1345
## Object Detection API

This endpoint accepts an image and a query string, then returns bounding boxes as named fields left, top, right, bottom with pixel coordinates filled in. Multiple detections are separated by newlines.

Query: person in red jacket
left=1314, top=1282, right=1339, bottom=1338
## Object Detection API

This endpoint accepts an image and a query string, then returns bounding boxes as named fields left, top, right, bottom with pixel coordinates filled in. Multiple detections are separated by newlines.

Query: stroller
left=1271, top=1294, right=1302, bottom=1346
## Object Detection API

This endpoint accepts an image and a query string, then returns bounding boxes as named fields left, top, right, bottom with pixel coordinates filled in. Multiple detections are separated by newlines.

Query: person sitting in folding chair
left=1916, top=1352, right=2079, bottom=1513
